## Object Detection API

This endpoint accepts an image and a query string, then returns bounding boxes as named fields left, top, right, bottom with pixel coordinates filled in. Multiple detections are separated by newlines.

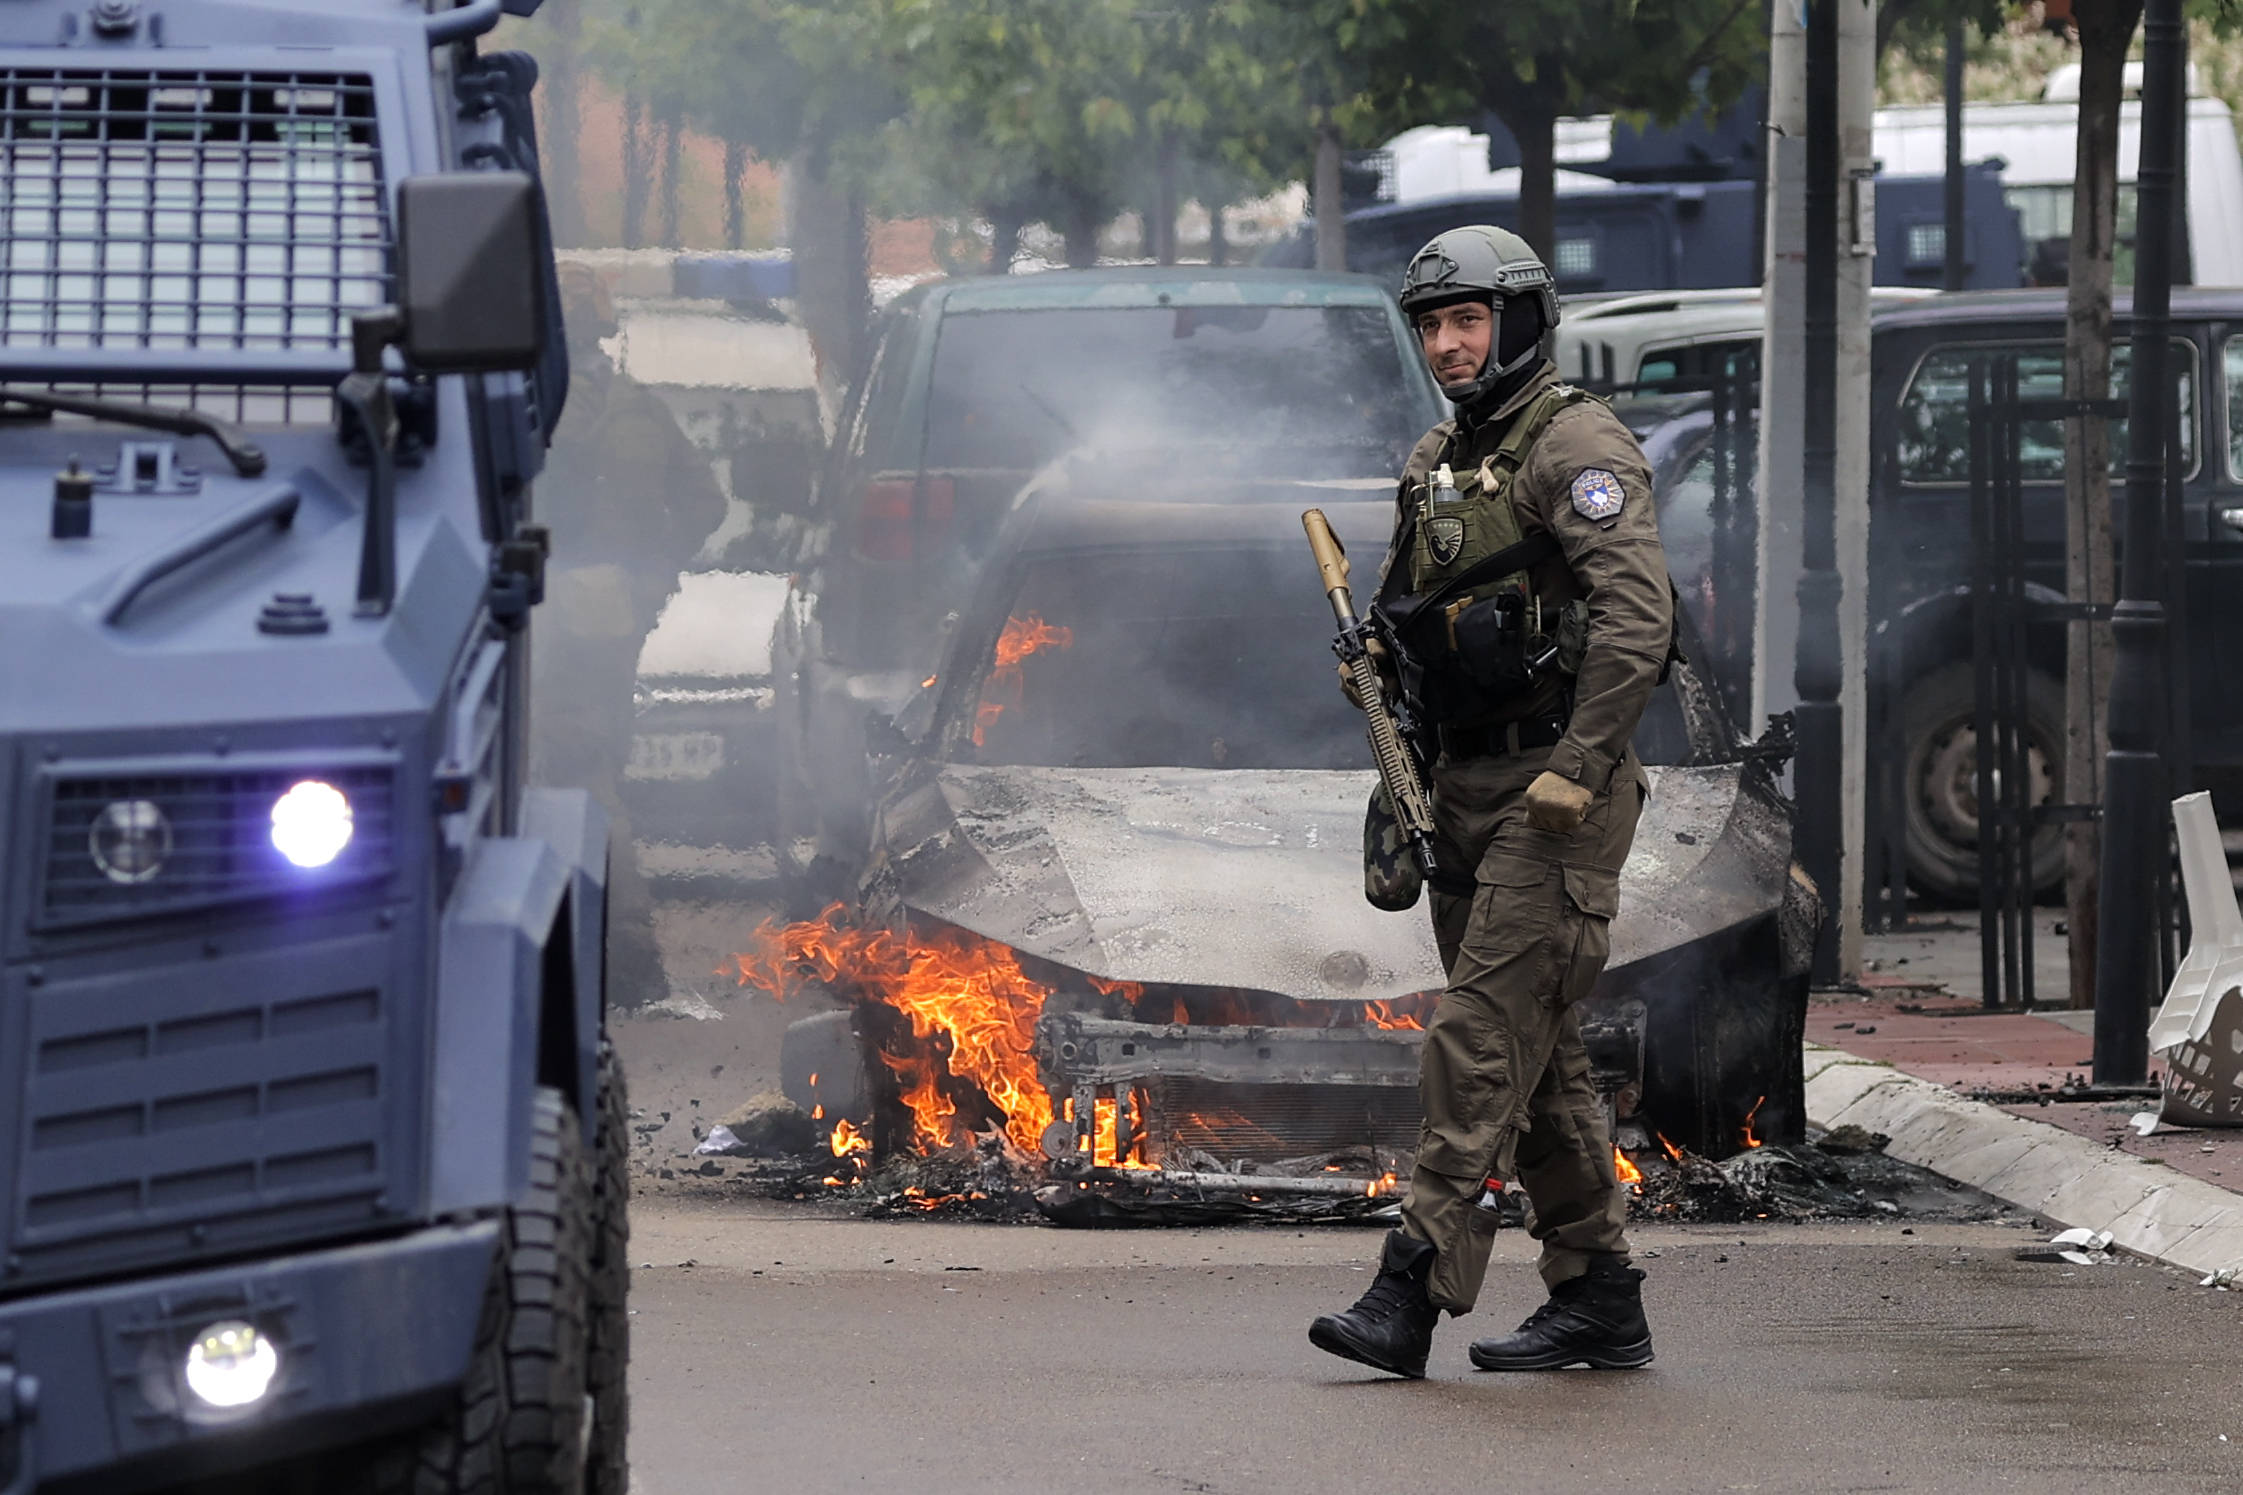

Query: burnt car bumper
left=0, top=1220, right=497, bottom=1495
left=803, top=757, right=1811, bottom=1162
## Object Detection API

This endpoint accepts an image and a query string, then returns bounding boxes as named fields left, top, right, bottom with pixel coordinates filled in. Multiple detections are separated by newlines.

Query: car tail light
left=853, top=476, right=956, bottom=563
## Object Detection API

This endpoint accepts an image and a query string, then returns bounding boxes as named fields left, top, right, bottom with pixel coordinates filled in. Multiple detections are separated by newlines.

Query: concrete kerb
left=1802, top=1043, right=2243, bottom=1280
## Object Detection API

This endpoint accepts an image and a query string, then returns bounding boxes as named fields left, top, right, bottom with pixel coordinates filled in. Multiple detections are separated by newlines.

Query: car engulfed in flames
left=763, top=497, right=1815, bottom=1206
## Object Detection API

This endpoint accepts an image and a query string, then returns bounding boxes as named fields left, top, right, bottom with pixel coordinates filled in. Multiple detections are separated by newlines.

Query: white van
left=1383, top=63, right=2243, bottom=286
left=1872, top=63, right=2243, bottom=285
left=1551, top=287, right=1938, bottom=390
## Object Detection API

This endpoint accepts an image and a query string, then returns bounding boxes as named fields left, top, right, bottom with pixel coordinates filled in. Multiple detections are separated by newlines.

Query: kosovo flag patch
left=1569, top=468, right=1626, bottom=524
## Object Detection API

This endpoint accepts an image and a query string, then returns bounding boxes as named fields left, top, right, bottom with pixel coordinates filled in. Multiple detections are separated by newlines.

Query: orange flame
left=1362, top=999, right=1426, bottom=1031
left=1088, top=974, right=1147, bottom=1006
left=829, top=1116, right=870, bottom=1159
left=1740, top=1095, right=1767, bottom=1151
left=730, top=910, right=1058, bottom=1158
left=1613, top=1146, right=1643, bottom=1190
left=1365, top=1170, right=1399, bottom=1197
left=1657, top=1133, right=1686, bottom=1164
left=973, top=614, right=1073, bottom=747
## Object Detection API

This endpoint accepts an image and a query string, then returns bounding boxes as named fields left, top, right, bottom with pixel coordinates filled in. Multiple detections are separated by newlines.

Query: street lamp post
left=2092, top=0, right=2185, bottom=1083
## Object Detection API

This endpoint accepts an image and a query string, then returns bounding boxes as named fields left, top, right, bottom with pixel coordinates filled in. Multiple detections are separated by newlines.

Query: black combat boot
left=1467, top=1255, right=1653, bottom=1371
left=1308, top=1229, right=1440, bottom=1379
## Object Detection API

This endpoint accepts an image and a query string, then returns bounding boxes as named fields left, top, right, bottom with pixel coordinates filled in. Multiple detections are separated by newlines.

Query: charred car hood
left=870, top=761, right=1790, bottom=1005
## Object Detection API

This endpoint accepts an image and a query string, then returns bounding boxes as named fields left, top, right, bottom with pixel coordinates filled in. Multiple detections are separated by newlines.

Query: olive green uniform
left=1387, top=362, right=1674, bottom=1313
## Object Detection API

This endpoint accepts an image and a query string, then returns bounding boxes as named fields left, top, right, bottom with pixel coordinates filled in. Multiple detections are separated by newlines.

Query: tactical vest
left=1407, top=380, right=1588, bottom=600
left=1389, top=383, right=1594, bottom=724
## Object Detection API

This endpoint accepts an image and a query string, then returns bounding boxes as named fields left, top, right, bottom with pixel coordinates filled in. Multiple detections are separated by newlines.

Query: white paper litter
left=693, top=1124, right=744, bottom=1156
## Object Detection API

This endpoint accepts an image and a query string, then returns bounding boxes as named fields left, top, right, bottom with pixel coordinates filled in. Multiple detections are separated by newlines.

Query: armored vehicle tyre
left=0, top=3, right=627, bottom=1491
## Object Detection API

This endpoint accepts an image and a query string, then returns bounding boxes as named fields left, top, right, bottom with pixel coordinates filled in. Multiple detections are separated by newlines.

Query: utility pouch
left=1363, top=783, right=1424, bottom=912
left=1449, top=589, right=1537, bottom=698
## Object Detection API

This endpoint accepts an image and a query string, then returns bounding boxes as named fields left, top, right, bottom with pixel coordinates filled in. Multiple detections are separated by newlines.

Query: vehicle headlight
left=183, top=1321, right=280, bottom=1410
left=89, top=798, right=172, bottom=884
left=270, top=779, right=354, bottom=869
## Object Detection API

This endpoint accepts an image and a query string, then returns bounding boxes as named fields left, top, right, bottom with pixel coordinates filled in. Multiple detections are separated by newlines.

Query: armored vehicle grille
left=5, top=935, right=410, bottom=1290
left=0, top=67, right=387, bottom=421
left=40, top=764, right=395, bottom=927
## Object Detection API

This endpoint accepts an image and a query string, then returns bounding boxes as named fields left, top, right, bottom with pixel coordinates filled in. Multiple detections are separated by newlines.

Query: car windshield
left=923, top=305, right=1424, bottom=479
left=951, top=546, right=1709, bottom=771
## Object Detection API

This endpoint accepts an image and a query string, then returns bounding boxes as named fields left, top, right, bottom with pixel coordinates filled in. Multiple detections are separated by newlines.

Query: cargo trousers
left=1399, top=744, right=1646, bottom=1313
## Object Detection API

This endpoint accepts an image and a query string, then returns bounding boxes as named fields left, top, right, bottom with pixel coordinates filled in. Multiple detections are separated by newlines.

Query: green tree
left=1207, top=0, right=1434, bottom=268
left=869, top=0, right=1151, bottom=267
left=1420, top=0, right=1768, bottom=260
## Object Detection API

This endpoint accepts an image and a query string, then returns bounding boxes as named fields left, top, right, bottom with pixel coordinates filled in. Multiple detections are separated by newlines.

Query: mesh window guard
left=0, top=69, right=389, bottom=419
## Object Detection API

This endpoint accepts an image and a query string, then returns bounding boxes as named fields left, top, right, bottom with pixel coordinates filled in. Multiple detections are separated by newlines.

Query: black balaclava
left=1454, top=293, right=1550, bottom=429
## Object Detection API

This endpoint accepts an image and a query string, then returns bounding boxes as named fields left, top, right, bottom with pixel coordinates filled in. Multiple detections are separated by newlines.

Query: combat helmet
left=1398, top=225, right=1560, bottom=407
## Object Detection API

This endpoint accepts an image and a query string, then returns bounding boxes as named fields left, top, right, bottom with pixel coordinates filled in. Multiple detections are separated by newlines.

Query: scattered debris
left=1815, top=1124, right=1890, bottom=1155
left=1630, top=1135, right=1997, bottom=1224
left=643, top=987, right=724, bottom=1022
left=2131, top=1111, right=2161, bottom=1137
left=2018, top=1227, right=2116, bottom=1265
left=693, top=1124, right=747, bottom=1158
left=1970, top=1073, right=2163, bottom=1106
left=2200, top=1267, right=2237, bottom=1290
left=711, top=1092, right=817, bottom=1156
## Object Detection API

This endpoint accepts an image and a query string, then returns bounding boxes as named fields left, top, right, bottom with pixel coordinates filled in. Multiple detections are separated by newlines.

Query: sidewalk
left=1800, top=912, right=2243, bottom=1279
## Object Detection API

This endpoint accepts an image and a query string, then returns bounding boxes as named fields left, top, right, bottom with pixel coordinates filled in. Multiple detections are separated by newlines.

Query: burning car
left=749, top=491, right=1813, bottom=1202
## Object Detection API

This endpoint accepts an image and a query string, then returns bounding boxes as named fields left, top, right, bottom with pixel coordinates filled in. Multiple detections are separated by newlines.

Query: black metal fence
left=1863, top=349, right=2188, bottom=1005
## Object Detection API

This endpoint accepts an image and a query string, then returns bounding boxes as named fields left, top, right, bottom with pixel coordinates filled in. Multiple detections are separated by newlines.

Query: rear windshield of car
left=922, top=306, right=1424, bottom=479
left=952, top=546, right=1710, bottom=771
left=1895, top=338, right=2198, bottom=484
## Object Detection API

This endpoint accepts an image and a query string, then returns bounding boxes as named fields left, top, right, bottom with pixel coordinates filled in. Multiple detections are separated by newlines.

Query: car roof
left=1870, top=285, right=2243, bottom=331
left=1558, top=285, right=1933, bottom=340
left=922, top=266, right=1401, bottom=313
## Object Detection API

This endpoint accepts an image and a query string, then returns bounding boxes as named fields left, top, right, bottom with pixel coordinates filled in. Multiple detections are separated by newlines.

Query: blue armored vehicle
left=0, top=2, right=627, bottom=1491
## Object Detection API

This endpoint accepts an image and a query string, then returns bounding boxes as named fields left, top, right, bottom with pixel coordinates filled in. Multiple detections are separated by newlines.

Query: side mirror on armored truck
left=395, top=171, right=544, bottom=372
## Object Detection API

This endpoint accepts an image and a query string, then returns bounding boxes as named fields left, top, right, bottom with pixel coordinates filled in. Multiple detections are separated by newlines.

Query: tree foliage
left=569, top=0, right=1769, bottom=265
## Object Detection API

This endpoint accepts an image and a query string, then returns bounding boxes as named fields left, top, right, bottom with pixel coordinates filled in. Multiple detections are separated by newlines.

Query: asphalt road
left=621, top=1197, right=2242, bottom=1495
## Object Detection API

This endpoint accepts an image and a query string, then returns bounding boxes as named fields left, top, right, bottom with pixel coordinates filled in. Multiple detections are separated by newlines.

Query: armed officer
left=1309, top=226, right=1675, bottom=1378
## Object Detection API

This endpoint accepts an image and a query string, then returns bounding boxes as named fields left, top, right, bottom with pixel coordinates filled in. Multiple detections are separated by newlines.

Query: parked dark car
left=779, top=496, right=1814, bottom=1165
left=1617, top=287, right=2243, bottom=900
left=774, top=268, right=1445, bottom=896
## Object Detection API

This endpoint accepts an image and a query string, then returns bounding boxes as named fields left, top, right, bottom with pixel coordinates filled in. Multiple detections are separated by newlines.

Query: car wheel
left=341, top=1088, right=592, bottom=1495
left=1900, top=662, right=2064, bottom=903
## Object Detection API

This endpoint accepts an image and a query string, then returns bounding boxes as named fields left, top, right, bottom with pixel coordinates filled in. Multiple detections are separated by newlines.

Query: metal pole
left=1944, top=11, right=1967, bottom=291
left=1796, top=0, right=1842, bottom=984
left=2092, top=0, right=2184, bottom=1084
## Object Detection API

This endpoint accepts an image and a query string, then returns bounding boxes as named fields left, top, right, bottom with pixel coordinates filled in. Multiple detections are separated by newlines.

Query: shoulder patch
left=1569, top=467, right=1626, bottom=524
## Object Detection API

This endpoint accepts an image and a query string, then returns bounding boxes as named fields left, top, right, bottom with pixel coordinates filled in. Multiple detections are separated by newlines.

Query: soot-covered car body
left=784, top=493, right=1813, bottom=1167
left=771, top=268, right=1444, bottom=904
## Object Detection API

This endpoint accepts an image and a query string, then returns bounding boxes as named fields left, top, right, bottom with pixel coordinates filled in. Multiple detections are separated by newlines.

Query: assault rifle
left=1302, top=508, right=1440, bottom=882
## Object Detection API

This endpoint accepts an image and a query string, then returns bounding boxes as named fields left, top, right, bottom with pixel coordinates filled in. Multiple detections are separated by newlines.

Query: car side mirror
left=395, top=171, right=544, bottom=372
